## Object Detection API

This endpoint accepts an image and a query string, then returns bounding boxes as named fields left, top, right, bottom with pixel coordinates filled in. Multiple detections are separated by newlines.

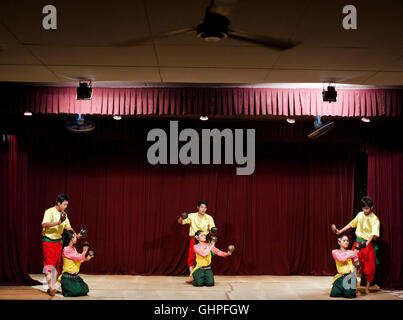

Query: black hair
left=337, top=233, right=349, bottom=247
left=337, top=233, right=349, bottom=240
left=197, top=200, right=208, bottom=207
left=56, top=194, right=69, bottom=205
left=62, top=230, right=75, bottom=247
left=360, top=196, right=373, bottom=208
left=194, top=230, right=203, bottom=244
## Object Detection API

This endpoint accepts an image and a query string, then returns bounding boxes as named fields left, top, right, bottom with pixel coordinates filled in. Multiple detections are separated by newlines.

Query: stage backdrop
left=20, top=118, right=358, bottom=277
left=3, top=117, right=401, bottom=288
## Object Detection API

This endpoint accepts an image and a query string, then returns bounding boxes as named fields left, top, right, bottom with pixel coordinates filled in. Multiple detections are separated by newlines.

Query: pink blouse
left=193, top=243, right=228, bottom=257
left=63, top=246, right=86, bottom=262
left=332, top=249, right=358, bottom=262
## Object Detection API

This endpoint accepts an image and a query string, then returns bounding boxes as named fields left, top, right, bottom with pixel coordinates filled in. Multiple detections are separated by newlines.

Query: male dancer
left=41, top=194, right=82, bottom=296
left=177, top=200, right=217, bottom=283
left=334, top=196, right=380, bottom=294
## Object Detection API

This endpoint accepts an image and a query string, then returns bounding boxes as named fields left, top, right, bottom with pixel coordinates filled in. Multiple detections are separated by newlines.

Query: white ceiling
left=0, top=0, right=402, bottom=85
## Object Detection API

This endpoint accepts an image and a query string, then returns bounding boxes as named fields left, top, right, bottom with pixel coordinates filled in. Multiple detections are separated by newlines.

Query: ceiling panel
left=292, top=0, right=403, bottom=47
left=0, top=0, right=149, bottom=45
left=263, top=69, right=374, bottom=84
left=0, top=65, right=60, bottom=82
left=28, top=45, right=157, bottom=66
left=156, top=44, right=281, bottom=67
left=160, top=67, right=269, bottom=83
left=361, top=72, right=403, bottom=86
left=274, top=47, right=402, bottom=70
left=48, top=65, right=162, bottom=82
left=0, top=0, right=402, bottom=85
left=0, top=45, right=40, bottom=64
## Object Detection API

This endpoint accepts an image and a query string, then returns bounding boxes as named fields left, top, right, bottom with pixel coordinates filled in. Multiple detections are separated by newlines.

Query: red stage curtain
left=22, top=120, right=355, bottom=276
left=368, top=145, right=403, bottom=289
left=1, top=85, right=402, bottom=117
left=0, top=135, right=40, bottom=285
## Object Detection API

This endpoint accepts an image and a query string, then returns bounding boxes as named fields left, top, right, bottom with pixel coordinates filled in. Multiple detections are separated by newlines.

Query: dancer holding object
left=178, top=200, right=217, bottom=282
left=333, top=196, right=380, bottom=295
left=330, top=234, right=360, bottom=298
left=60, top=230, right=94, bottom=297
left=190, top=230, right=232, bottom=287
left=41, top=194, right=82, bottom=296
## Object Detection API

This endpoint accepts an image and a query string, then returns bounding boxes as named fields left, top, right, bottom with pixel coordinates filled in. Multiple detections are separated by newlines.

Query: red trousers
left=187, top=237, right=196, bottom=267
left=42, top=240, right=63, bottom=274
left=352, top=241, right=376, bottom=283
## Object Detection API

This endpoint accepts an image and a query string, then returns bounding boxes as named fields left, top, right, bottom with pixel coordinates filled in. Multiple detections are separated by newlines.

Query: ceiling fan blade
left=112, top=27, right=197, bottom=47
left=209, top=0, right=238, bottom=18
left=228, top=29, right=299, bottom=50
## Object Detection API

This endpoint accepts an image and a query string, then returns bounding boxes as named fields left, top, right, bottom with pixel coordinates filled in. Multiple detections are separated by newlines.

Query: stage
left=0, top=275, right=401, bottom=300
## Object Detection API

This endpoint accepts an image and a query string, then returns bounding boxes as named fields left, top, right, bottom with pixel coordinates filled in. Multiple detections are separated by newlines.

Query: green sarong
left=330, top=273, right=357, bottom=298
left=193, top=266, right=215, bottom=287
left=61, top=272, right=89, bottom=297
left=42, top=236, right=62, bottom=243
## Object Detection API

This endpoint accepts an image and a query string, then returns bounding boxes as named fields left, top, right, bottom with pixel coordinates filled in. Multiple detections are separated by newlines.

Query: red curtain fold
left=2, top=86, right=402, bottom=117
left=367, top=145, right=403, bottom=289
left=0, top=135, right=40, bottom=285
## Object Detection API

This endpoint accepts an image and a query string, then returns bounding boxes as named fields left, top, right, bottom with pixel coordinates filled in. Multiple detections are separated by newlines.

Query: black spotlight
left=322, top=86, right=337, bottom=102
left=77, top=82, right=92, bottom=100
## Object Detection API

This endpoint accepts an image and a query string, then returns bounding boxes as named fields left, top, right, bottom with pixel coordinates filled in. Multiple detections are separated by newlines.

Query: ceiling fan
left=114, top=0, right=298, bottom=50
left=66, top=114, right=95, bottom=133
left=307, top=116, right=334, bottom=139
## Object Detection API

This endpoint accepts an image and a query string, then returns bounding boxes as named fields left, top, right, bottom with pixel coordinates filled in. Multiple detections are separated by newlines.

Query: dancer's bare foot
left=365, top=283, right=371, bottom=295
left=185, top=276, right=194, bottom=284
left=47, top=288, right=56, bottom=296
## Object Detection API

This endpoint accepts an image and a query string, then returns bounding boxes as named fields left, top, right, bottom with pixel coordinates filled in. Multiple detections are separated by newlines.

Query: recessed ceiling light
left=113, top=115, right=122, bottom=120
left=286, top=118, right=295, bottom=124
left=200, top=115, right=208, bottom=121
left=24, top=111, right=32, bottom=116
left=361, top=117, right=370, bottom=123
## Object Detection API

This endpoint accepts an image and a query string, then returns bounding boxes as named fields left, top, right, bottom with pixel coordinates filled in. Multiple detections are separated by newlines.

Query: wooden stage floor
left=1, top=274, right=402, bottom=300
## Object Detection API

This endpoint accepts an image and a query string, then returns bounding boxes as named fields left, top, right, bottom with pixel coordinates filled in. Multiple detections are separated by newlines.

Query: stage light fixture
left=286, top=118, right=295, bottom=124
left=113, top=115, right=122, bottom=120
left=361, top=117, right=370, bottom=123
left=77, top=82, right=92, bottom=100
left=322, top=85, right=337, bottom=102
left=200, top=115, right=208, bottom=121
left=24, top=111, right=32, bottom=116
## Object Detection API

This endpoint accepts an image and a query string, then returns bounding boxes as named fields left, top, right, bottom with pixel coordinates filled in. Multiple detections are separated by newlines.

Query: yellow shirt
left=62, top=257, right=81, bottom=274
left=349, top=211, right=380, bottom=240
left=332, top=249, right=356, bottom=283
left=62, top=254, right=82, bottom=274
left=182, top=212, right=215, bottom=237
left=190, top=253, right=212, bottom=277
left=41, top=206, right=71, bottom=240
left=58, top=246, right=85, bottom=282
